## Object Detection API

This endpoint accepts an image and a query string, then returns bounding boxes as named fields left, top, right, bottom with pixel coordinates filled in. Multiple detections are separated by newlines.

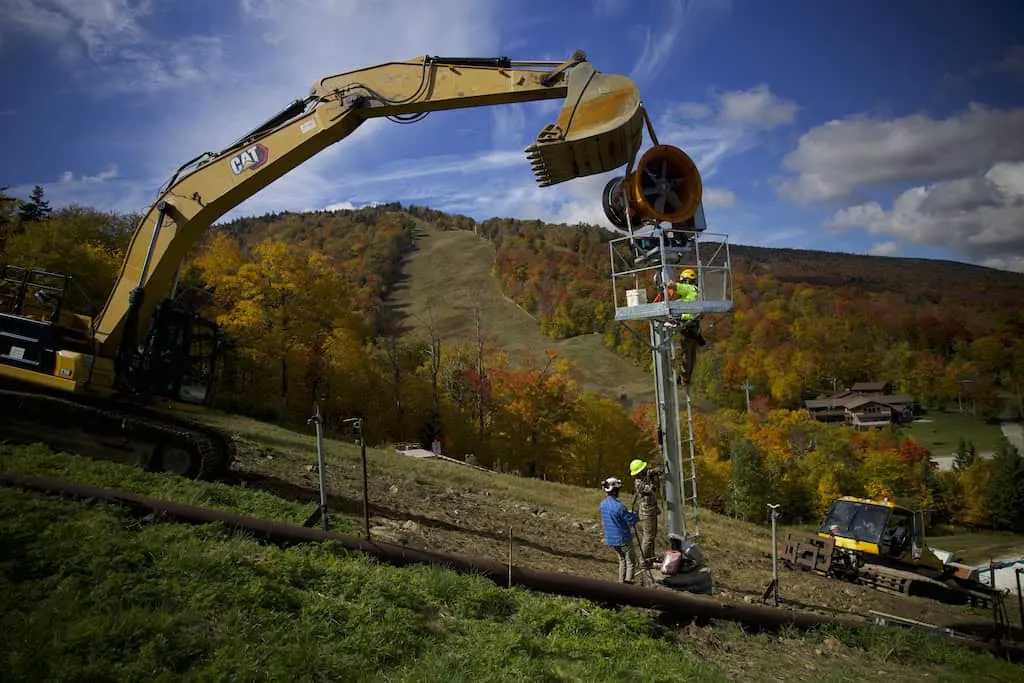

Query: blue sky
left=1, top=0, right=1023, bottom=272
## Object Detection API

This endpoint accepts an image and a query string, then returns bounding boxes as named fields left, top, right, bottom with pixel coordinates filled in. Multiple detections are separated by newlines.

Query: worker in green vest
left=661, top=269, right=706, bottom=385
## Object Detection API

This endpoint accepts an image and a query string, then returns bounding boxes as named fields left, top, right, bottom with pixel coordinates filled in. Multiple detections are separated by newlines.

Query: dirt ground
left=225, top=433, right=1021, bottom=644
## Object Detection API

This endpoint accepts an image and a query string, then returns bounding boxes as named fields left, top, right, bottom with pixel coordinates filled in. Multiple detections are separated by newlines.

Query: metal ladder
left=679, top=386, right=700, bottom=538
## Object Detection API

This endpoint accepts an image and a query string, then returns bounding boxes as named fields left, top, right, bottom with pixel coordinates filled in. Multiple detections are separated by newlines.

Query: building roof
left=806, top=393, right=915, bottom=410
left=805, top=398, right=845, bottom=409
left=844, top=397, right=894, bottom=410
left=851, top=382, right=890, bottom=392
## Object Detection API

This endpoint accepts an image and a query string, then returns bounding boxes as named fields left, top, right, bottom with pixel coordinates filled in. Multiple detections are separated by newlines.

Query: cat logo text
left=229, top=144, right=269, bottom=176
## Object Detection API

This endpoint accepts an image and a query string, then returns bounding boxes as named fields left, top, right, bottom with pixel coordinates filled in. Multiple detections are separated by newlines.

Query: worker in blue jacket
left=599, top=477, right=640, bottom=584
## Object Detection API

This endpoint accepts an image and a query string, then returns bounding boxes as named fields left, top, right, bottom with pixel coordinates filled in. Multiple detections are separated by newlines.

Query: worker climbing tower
left=603, top=142, right=734, bottom=591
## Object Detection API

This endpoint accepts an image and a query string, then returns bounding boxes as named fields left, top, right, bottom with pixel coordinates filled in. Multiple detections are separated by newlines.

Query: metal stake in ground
left=761, top=503, right=781, bottom=606
left=508, top=526, right=513, bottom=589
left=1016, top=567, right=1023, bottom=633
left=343, top=417, right=370, bottom=540
left=303, top=402, right=329, bottom=532
left=631, top=522, right=657, bottom=587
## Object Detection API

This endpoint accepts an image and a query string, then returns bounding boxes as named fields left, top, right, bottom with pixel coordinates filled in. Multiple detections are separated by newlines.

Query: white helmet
left=602, top=477, right=623, bottom=492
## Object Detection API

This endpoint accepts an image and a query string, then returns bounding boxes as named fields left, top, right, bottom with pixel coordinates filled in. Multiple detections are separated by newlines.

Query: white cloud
left=658, top=85, right=798, bottom=178
left=673, top=102, right=711, bottom=119
left=320, top=200, right=381, bottom=213
left=946, top=44, right=1024, bottom=89
left=7, top=1, right=778, bottom=241
left=702, top=188, right=736, bottom=208
left=629, top=0, right=732, bottom=82
left=0, top=0, right=225, bottom=93
left=868, top=241, right=900, bottom=257
left=717, top=84, right=798, bottom=129
left=6, top=0, right=507, bottom=219
left=1, top=0, right=148, bottom=54
left=776, top=103, right=1024, bottom=204
left=760, top=228, right=807, bottom=245
left=5, top=164, right=158, bottom=213
left=827, top=161, right=1024, bottom=272
left=58, top=166, right=118, bottom=184
left=344, top=83, right=792, bottom=230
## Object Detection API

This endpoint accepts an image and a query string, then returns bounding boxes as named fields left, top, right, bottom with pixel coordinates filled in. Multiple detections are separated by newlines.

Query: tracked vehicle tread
left=0, top=388, right=235, bottom=480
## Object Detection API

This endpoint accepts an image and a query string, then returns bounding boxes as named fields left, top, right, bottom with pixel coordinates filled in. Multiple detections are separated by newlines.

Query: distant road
left=1002, top=422, right=1024, bottom=452
left=929, top=422, right=1022, bottom=472
left=930, top=452, right=993, bottom=472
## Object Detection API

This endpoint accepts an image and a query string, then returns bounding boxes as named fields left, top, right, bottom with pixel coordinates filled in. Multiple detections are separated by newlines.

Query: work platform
left=608, top=228, right=734, bottom=322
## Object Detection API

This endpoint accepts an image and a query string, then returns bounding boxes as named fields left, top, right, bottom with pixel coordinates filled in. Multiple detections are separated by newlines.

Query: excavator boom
left=0, top=49, right=647, bottom=482
left=93, top=51, right=644, bottom=354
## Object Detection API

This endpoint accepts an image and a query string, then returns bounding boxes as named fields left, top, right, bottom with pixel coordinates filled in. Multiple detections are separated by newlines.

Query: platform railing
left=609, top=228, right=734, bottom=322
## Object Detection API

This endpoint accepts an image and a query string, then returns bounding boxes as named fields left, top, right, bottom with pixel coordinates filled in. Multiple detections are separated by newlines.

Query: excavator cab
left=816, top=496, right=939, bottom=570
left=0, top=266, right=95, bottom=376
left=130, top=294, right=219, bottom=407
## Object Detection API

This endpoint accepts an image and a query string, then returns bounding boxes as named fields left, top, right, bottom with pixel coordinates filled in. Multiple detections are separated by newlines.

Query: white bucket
left=626, top=288, right=647, bottom=307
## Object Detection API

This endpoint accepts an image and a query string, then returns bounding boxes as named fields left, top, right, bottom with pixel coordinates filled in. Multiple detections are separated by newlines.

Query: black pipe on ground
left=2, top=471, right=1022, bottom=663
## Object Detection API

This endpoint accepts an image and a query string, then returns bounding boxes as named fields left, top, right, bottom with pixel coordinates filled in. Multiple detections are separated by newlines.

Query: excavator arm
left=93, top=50, right=645, bottom=358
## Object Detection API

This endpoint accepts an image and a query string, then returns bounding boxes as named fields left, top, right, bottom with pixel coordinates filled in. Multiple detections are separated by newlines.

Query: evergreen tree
left=18, top=185, right=52, bottom=223
left=953, top=437, right=976, bottom=471
left=727, top=434, right=770, bottom=523
left=987, top=436, right=1024, bottom=532
left=0, top=186, right=21, bottom=261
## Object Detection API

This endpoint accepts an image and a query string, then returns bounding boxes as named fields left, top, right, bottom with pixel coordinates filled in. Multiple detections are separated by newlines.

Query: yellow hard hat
left=630, top=459, right=648, bottom=476
left=680, top=268, right=697, bottom=281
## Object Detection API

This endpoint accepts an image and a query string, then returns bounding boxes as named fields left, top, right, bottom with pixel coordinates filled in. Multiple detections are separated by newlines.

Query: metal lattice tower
left=609, top=223, right=733, bottom=547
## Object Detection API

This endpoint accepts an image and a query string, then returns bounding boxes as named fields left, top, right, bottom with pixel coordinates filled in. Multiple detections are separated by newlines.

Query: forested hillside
left=1, top=187, right=1022, bottom=531
left=405, top=205, right=1024, bottom=416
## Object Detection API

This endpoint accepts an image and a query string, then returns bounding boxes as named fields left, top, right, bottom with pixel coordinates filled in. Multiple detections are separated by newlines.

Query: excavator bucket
left=526, top=63, right=644, bottom=187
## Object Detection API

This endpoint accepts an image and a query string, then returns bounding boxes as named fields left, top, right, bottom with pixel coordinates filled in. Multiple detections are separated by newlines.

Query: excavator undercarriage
left=0, top=387, right=234, bottom=480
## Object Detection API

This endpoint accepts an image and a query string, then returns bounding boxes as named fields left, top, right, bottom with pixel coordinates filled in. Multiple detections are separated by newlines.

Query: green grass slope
left=905, top=411, right=1008, bottom=454
left=67, top=411, right=1024, bottom=635
left=390, top=223, right=655, bottom=403
left=0, top=479, right=718, bottom=681
left=2, top=445, right=1020, bottom=683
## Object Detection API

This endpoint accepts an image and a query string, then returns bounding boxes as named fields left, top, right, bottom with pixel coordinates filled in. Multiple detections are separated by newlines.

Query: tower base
left=660, top=567, right=714, bottom=595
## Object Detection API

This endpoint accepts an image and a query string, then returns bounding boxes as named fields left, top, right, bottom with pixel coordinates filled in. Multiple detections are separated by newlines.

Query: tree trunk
left=475, top=307, right=486, bottom=443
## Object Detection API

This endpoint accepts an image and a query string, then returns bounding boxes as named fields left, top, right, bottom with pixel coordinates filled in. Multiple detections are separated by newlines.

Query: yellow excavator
left=0, top=50, right=699, bottom=480
left=783, top=495, right=1005, bottom=609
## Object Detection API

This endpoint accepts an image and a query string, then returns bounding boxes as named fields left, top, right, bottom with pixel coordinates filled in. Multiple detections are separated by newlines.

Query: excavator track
left=782, top=531, right=1002, bottom=611
left=855, top=564, right=998, bottom=610
left=0, top=388, right=234, bottom=480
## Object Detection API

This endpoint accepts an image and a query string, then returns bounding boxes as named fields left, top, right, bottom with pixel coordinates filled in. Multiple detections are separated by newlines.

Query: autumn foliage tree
left=3, top=200, right=1021, bottom=531
left=192, top=234, right=367, bottom=413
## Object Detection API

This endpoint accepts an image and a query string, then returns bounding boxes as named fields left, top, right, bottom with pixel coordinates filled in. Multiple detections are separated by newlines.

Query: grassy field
left=926, top=530, right=1024, bottom=564
left=2, top=446, right=1022, bottom=682
left=904, top=411, right=1008, bottom=454
left=390, top=224, right=656, bottom=404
